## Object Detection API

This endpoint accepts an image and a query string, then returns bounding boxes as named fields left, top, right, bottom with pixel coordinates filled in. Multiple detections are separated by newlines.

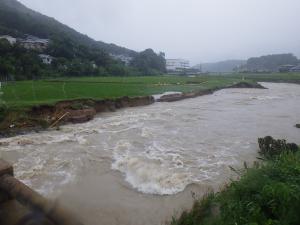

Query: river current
left=1, top=83, right=300, bottom=196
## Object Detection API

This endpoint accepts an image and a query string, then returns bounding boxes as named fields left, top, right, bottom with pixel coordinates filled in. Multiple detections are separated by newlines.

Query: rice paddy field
left=1, top=73, right=300, bottom=109
left=0, top=75, right=239, bottom=109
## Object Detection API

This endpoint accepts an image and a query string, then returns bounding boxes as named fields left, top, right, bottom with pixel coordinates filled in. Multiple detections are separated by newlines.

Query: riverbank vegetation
left=170, top=136, right=300, bottom=225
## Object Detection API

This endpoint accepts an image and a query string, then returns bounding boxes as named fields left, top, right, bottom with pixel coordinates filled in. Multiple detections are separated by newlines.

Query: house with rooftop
left=39, top=54, right=54, bottom=64
left=0, top=35, right=17, bottom=45
left=19, top=35, right=50, bottom=51
left=290, top=65, right=300, bottom=72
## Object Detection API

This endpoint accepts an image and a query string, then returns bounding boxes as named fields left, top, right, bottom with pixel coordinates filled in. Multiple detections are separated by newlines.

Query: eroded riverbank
left=0, top=83, right=300, bottom=225
left=0, top=81, right=263, bottom=138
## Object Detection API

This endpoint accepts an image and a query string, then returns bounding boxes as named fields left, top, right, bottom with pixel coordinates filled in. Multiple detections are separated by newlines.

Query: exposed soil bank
left=0, top=82, right=264, bottom=138
left=0, top=96, right=154, bottom=138
left=158, top=82, right=265, bottom=102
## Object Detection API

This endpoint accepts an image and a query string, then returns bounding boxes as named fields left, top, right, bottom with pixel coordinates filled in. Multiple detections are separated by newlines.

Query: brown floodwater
left=1, top=82, right=299, bottom=225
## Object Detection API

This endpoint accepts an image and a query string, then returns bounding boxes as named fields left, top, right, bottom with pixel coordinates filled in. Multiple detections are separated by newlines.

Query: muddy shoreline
left=0, top=82, right=265, bottom=139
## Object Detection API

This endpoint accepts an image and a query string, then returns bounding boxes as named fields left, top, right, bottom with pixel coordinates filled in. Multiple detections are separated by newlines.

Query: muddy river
left=1, top=82, right=299, bottom=225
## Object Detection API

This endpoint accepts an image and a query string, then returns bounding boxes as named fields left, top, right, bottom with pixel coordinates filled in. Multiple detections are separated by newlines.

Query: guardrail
left=0, top=159, right=83, bottom=225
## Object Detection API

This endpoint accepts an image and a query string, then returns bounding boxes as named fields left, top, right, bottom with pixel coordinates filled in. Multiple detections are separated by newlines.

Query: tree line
left=0, top=37, right=166, bottom=80
left=241, top=53, right=299, bottom=72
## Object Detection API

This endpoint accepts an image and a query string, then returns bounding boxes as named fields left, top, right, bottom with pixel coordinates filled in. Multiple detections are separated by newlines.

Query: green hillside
left=0, top=0, right=166, bottom=79
left=0, top=0, right=137, bottom=57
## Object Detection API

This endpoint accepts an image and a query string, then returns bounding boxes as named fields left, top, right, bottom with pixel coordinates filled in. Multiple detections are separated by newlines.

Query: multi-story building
left=166, top=59, right=190, bottom=72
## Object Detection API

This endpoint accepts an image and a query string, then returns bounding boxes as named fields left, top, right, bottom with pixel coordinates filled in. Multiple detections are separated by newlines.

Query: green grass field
left=1, top=76, right=242, bottom=109
left=1, top=73, right=300, bottom=109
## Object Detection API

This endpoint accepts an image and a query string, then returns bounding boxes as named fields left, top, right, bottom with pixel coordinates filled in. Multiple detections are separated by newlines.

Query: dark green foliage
left=170, top=138, right=300, bottom=225
left=131, top=49, right=166, bottom=75
left=258, top=136, right=299, bottom=159
left=0, top=104, right=7, bottom=123
left=244, top=54, right=299, bottom=72
left=217, top=152, right=300, bottom=225
left=170, top=193, right=218, bottom=225
left=0, top=39, right=45, bottom=80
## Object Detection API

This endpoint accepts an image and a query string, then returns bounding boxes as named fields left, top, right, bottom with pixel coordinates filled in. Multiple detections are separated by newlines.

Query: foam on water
left=112, top=154, right=192, bottom=195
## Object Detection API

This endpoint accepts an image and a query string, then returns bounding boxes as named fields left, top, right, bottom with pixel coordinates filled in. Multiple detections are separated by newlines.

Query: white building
left=166, top=59, right=190, bottom=72
left=0, top=35, right=17, bottom=45
left=39, top=54, right=54, bottom=64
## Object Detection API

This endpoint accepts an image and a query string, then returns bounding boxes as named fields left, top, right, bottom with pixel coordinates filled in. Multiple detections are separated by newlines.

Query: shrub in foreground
left=170, top=138, right=300, bottom=225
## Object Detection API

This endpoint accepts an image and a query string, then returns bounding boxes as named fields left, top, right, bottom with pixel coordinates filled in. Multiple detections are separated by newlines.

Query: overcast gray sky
left=19, top=0, right=300, bottom=64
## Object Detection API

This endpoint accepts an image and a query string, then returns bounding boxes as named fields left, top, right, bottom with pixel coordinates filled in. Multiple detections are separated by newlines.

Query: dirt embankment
left=158, top=82, right=266, bottom=102
left=0, top=82, right=265, bottom=138
left=0, top=96, right=154, bottom=138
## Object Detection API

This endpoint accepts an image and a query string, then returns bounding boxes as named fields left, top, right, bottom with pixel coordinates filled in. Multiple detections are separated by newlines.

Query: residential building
left=290, top=65, right=300, bottom=72
left=278, top=65, right=296, bottom=73
left=166, top=59, right=190, bottom=72
left=19, top=35, right=49, bottom=51
left=0, top=35, right=17, bottom=45
left=39, top=54, right=54, bottom=64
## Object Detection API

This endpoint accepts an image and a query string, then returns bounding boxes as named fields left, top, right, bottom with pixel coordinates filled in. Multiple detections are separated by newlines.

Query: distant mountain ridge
left=195, top=60, right=246, bottom=73
left=0, top=0, right=137, bottom=57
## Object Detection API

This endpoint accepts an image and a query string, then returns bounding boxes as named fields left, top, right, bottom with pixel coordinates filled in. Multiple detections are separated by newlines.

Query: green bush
left=258, top=136, right=298, bottom=159
left=0, top=105, right=8, bottom=123
left=170, top=138, right=300, bottom=225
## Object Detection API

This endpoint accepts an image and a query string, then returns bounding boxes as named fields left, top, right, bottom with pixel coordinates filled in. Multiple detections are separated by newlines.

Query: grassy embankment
left=170, top=137, right=300, bottom=225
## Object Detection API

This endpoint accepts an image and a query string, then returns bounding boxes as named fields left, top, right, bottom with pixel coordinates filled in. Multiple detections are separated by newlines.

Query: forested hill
left=243, top=54, right=299, bottom=72
left=0, top=0, right=167, bottom=79
left=0, top=0, right=137, bottom=57
left=198, top=60, right=246, bottom=73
